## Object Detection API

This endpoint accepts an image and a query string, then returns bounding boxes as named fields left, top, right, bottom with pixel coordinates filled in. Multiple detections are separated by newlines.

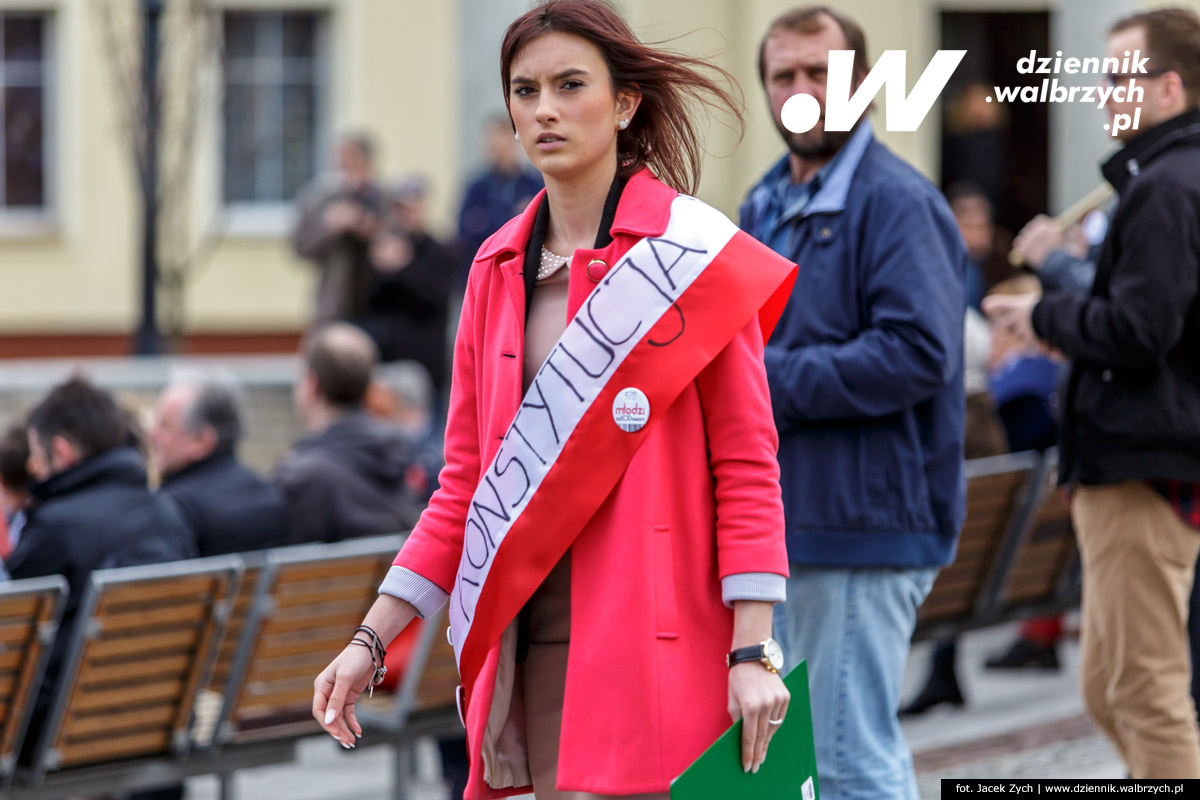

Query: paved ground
left=186, top=621, right=1121, bottom=800
left=903, top=622, right=1124, bottom=798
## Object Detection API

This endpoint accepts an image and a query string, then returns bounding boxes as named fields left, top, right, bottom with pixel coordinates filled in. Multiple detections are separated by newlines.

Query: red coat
left=394, top=169, right=788, bottom=797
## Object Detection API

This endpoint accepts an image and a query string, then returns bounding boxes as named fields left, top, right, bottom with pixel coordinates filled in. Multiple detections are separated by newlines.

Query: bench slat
left=65, top=704, right=177, bottom=736
left=0, top=596, right=41, bottom=618
left=79, top=654, right=192, bottom=685
left=58, top=729, right=172, bottom=767
left=98, top=604, right=210, bottom=634
left=273, top=558, right=381, bottom=586
left=0, top=621, right=34, bottom=648
left=87, top=628, right=199, bottom=660
left=273, top=584, right=376, bottom=609
left=99, top=576, right=215, bottom=607
left=70, top=678, right=186, bottom=712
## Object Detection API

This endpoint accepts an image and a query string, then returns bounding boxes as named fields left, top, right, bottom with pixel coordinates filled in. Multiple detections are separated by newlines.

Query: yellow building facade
left=0, top=0, right=1194, bottom=351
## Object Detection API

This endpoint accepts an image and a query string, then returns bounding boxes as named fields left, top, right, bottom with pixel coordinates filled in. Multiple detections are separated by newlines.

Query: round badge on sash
left=612, top=387, right=650, bottom=433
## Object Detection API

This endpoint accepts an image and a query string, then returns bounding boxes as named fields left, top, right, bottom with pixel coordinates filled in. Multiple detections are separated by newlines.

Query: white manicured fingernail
left=340, top=741, right=351, bottom=750
left=324, top=709, right=336, bottom=725
left=744, top=763, right=750, bottom=774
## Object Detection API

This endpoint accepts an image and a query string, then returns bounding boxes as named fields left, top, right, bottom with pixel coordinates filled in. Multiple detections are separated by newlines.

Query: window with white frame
left=222, top=10, right=325, bottom=208
left=0, top=12, right=49, bottom=214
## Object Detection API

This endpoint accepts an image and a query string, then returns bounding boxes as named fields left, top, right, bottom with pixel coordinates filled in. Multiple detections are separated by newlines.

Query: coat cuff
left=721, top=572, right=787, bottom=608
left=379, top=566, right=449, bottom=620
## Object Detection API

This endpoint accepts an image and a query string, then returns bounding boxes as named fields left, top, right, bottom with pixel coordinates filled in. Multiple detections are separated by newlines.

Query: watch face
left=764, top=638, right=785, bottom=671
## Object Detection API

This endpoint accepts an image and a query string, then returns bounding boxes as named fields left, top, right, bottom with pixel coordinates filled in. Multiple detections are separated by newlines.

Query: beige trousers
left=1073, top=481, right=1200, bottom=778
left=522, top=642, right=669, bottom=800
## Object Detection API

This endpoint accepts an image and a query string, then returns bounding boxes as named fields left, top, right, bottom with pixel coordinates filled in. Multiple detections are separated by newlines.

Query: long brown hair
left=500, top=0, right=743, bottom=195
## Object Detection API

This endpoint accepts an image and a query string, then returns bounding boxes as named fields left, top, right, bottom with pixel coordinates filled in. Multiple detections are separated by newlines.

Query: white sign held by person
left=782, top=49, right=966, bottom=134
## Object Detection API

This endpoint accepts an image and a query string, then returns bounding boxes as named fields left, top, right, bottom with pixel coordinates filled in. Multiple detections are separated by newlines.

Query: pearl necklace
left=538, top=246, right=570, bottom=280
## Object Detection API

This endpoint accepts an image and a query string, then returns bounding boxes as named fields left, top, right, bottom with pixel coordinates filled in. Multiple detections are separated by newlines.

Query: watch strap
left=726, top=644, right=766, bottom=668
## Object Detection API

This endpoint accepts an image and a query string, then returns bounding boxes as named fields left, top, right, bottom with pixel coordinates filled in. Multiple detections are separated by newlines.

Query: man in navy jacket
left=742, top=8, right=965, bottom=799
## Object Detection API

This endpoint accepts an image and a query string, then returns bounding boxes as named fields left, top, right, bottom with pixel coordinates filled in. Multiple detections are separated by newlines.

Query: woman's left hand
left=727, top=663, right=790, bottom=774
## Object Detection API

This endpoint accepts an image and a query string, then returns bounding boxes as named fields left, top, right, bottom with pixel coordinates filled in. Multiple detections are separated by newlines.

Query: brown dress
left=519, top=265, right=668, bottom=800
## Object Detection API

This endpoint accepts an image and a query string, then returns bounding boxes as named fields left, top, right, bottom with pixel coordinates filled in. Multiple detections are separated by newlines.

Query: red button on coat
left=586, top=258, right=608, bottom=282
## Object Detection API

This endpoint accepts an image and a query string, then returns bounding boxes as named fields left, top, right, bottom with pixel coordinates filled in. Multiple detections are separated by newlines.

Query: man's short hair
left=304, top=324, right=379, bottom=408
left=0, top=424, right=30, bottom=492
left=1111, top=8, right=1200, bottom=109
left=27, top=377, right=126, bottom=462
left=179, top=379, right=245, bottom=453
left=375, top=360, right=435, bottom=412
left=759, top=5, right=870, bottom=86
left=340, top=132, right=376, bottom=164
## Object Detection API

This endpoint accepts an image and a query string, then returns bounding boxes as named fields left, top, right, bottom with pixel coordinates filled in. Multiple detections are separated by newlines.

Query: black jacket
left=6, top=447, right=196, bottom=710
left=274, top=411, right=421, bottom=544
left=1033, top=110, right=1200, bottom=485
left=358, top=230, right=456, bottom=394
left=160, top=450, right=288, bottom=558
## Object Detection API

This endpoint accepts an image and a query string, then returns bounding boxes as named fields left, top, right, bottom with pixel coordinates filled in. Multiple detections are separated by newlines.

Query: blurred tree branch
left=95, top=0, right=227, bottom=350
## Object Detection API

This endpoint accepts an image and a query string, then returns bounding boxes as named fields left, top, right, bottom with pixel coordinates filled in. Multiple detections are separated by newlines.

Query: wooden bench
left=21, top=557, right=242, bottom=787
left=2, top=534, right=466, bottom=799
left=915, top=449, right=1081, bottom=642
left=213, top=535, right=403, bottom=747
left=916, top=451, right=1042, bottom=639
left=0, top=577, right=67, bottom=792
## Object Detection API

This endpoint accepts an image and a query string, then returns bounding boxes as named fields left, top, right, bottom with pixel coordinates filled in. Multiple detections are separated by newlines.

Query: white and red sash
left=449, top=195, right=796, bottom=703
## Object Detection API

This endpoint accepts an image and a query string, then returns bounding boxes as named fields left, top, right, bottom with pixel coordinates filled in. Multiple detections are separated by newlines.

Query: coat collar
left=30, top=447, right=148, bottom=502
left=1102, top=109, right=1200, bottom=193
left=474, top=167, right=676, bottom=262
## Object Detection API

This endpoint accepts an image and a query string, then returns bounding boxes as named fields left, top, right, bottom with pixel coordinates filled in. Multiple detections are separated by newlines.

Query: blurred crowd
left=0, top=115, right=544, bottom=800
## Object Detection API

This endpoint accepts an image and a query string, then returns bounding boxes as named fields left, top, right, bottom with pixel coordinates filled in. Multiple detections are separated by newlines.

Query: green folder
left=670, top=660, right=820, bottom=800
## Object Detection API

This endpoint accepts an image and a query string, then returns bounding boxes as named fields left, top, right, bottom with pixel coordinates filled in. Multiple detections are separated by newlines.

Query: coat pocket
left=652, top=524, right=680, bottom=639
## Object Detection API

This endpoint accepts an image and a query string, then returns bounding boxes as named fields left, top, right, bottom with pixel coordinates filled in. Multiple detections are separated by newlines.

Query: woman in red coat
left=314, top=2, right=797, bottom=797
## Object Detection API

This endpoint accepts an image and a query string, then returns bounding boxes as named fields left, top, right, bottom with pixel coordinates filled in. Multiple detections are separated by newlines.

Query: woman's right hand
left=313, top=643, right=376, bottom=748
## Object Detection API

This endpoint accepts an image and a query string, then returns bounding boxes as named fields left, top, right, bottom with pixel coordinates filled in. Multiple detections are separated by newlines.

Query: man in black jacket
left=275, top=323, right=422, bottom=544
left=7, top=377, right=195, bottom=761
left=151, top=377, right=288, bottom=557
left=359, top=178, right=456, bottom=402
left=986, top=8, right=1200, bottom=778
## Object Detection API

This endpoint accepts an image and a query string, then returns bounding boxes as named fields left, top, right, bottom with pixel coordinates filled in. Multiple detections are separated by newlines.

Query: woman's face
left=508, top=32, right=638, bottom=183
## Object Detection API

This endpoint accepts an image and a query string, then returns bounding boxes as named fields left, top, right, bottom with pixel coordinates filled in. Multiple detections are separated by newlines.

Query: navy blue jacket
left=740, top=124, right=966, bottom=568
left=160, top=450, right=288, bottom=558
left=7, top=446, right=196, bottom=716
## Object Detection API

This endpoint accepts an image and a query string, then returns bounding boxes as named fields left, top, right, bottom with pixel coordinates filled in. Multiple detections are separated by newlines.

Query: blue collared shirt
left=752, top=120, right=876, bottom=258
